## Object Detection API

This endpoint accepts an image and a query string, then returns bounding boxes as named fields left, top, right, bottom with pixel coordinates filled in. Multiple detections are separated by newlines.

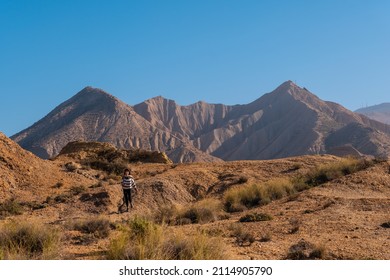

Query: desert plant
left=259, top=232, right=272, bottom=242
left=224, top=178, right=295, bottom=212
left=52, top=182, right=64, bottom=189
left=230, top=224, right=255, bottom=247
left=286, top=239, right=325, bottom=260
left=239, top=212, right=273, bottom=223
left=289, top=218, right=301, bottom=234
left=304, top=158, right=372, bottom=187
left=64, top=162, right=80, bottom=172
left=53, top=193, right=72, bottom=203
left=380, top=221, right=390, bottom=228
left=72, top=217, right=111, bottom=238
left=154, top=204, right=179, bottom=225
left=106, top=217, right=227, bottom=260
left=70, top=185, right=87, bottom=195
left=0, top=199, right=24, bottom=218
left=0, top=221, right=61, bottom=260
left=88, top=159, right=128, bottom=175
left=176, top=199, right=222, bottom=224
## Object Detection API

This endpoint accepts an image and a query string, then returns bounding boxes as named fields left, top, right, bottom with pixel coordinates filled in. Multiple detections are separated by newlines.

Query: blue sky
left=1, top=0, right=389, bottom=136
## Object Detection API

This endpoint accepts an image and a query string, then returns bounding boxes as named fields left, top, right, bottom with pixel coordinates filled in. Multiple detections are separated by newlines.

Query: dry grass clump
left=154, top=199, right=223, bottom=225
left=224, top=178, right=295, bottom=212
left=304, top=157, right=372, bottom=187
left=86, top=159, right=129, bottom=175
left=72, top=217, right=111, bottom=238
left=106, top=217, right=227, bottom=260
left=224, top=158, right=373, bottom=212
left=286, top=239, right=326, bottom=260
left=0, top=199, right=24, bottom=218
left=0, top=221, right=61, bottom=260
left=380, top=221, right=390, bottom=228
left=239, top=212, right=273, bottom=223
left=176, top=198, right=222, bottom=224
left=229, top=224, right=256, bottom=247
left=70, top=185, right=87, bottom=195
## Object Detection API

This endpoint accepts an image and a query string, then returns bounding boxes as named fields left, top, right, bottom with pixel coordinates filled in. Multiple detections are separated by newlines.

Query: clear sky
left=1, top=0, right=389, bottom=136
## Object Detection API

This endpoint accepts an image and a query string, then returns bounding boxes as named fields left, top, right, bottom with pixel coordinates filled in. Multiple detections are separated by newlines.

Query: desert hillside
left=1, top=133, right=389, bottom=260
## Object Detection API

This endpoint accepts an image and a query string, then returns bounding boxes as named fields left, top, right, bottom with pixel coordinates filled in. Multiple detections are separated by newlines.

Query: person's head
left=124, top=169, right=130, bottom=176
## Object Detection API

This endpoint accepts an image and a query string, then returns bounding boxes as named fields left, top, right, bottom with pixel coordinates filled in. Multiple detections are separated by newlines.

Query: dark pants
left=123, top=189, right=132, bottom=209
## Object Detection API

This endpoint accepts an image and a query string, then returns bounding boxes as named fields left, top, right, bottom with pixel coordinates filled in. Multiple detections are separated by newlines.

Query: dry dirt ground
left=1, top=154, right=389, bottom=260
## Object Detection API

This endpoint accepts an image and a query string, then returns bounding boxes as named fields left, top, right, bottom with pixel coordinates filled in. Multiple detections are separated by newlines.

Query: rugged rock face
left=356, top=103, right=390, bottom=125
left=11, top=87, right=214, bottom=163
left=11, top=81, right=390, bottom=161
left=57, top=141, right=173, bottom=164
left=135, top=81, right=390, bottom=159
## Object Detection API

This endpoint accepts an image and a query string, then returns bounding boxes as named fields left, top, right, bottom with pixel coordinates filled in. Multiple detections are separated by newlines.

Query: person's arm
left=133, top=179, right=138, bottom=192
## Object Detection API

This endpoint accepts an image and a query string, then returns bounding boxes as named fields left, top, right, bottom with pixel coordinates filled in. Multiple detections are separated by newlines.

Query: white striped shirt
left=122, top=176, right=136, bottom=190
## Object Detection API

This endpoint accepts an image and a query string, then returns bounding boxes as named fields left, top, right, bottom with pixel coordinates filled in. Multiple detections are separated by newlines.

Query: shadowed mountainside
left=11, top=81, right=390, bottom=162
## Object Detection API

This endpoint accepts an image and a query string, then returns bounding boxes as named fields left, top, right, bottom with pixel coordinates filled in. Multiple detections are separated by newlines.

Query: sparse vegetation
left=72, top=217, right=111, bottom=238
left=64, top=162, right=80, bottom=172
left=176, top=199, right=222, bottom=224
left=52, top=182, right=64, bottom=189
left=223, top=158, right=373, bottom=212
left=239, top=212, right=273, bottom=223
left=106, top=217, right=227, bottom=259
left=259, top=232, right=272, bottom=242
left=224, top=178, right=295, bottom=212
left=0, top=221, right=61, bottom=260
left=53, top=193, right=71, bottom=203
left=70, top=185, right=87, bottom=195
left=380, top=222, right=390, bottom=229
left=304, top=158, right=372, bottom=187
left=286, top=239, right=326, bottom=260
left=154, top=204, right=179, bottom=225
left=230, top=224, right=255, bottom=247
left=87, top=159, right=128, bottom=175
left=289, top=218, right=301, bottom=234
left=0, top=199, right=24, bottom=218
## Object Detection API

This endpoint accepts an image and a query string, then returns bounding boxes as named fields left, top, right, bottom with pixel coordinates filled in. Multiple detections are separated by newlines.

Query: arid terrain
left=1, top=132, right=389, bottom=260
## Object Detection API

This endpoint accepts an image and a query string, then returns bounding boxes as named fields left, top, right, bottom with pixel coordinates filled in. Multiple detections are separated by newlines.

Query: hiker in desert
left=121, top=168, right=138, bottom=212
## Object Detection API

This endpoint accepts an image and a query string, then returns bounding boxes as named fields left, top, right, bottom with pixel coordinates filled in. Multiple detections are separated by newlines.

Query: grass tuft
left=0, top=221, right=61, bottom=259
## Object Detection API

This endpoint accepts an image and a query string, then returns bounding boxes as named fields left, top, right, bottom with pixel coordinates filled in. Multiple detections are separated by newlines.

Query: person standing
left=121, top=168, right=138, bottom=212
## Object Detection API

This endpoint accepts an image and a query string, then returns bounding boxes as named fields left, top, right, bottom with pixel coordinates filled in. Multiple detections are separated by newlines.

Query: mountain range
left=11, top=81, right=390, bottom=162
left=356, top=103, right=390, bottom=125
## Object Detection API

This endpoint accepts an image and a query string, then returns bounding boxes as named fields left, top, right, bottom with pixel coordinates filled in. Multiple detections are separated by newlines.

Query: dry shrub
left=223, top=178, right=295, bottom=212
left=239, top=212, right=273, bottom=223
left=70, top=185, right=87, bottom=195
left=106, top=217, right=227, bottom=260
left=153, top=204, right=179, bottom=225
left=380, top=222, right=390, bottom=228
left=286, top=239, right=326, bottom=260
left=0, top=221, right=61, bottom=260
left=64, top=162, right=80, bottom=172
left=0, top=199, right=24, bottom=218
left=72, top=217, right=111, bottom=238
left=260, top=232, right=272, bottom=242
left=177, top=198, right=222, bottom=224
left=304, top=158, right=372, bottom=187
left=229, top=224, right=255, bottom=247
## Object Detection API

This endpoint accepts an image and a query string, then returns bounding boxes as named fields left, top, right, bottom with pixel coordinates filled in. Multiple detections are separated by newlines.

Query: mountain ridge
left=11, top=81, right=390, bottom=161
